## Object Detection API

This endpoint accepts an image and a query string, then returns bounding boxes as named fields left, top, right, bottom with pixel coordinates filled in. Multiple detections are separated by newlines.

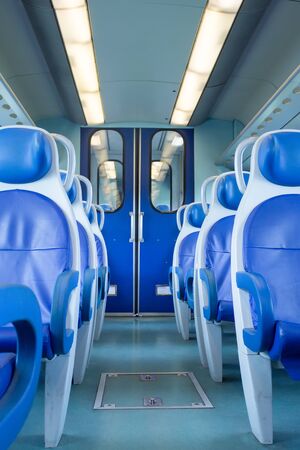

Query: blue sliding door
left=139, top=128, right=194, bottom=313
left=81, top=127, right=134, bottom=313
left=80, top=127, right=194, bottom=314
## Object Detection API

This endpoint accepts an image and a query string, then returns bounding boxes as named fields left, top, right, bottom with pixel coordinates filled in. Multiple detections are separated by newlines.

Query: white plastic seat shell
left=0, top=125, right=81, bottom=448
left=231, top=129, right=300, bottom=444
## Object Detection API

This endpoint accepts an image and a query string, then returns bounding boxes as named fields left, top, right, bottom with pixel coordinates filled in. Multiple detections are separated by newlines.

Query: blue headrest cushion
left=101, top=203, right=112, bottom=212
left=258, top=131, right=300, bottom=186
left=60, top=171, right=66, bottom=183
left=179, top=207, right=185, bottom=228
left=67, top=180, right=77, bottom=204
left=156, top=204, right=170, bottom=212
left=217, top=173, right=249, bottom=210
left=88, top=207, right=95, bottom=224
left=187, top=204, right=205, bottom=228
left=0, top=128, right=52, bottom=183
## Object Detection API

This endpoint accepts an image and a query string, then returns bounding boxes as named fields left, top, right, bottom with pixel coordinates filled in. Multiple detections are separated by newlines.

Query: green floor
left=12, top=318, right=300, bottom=450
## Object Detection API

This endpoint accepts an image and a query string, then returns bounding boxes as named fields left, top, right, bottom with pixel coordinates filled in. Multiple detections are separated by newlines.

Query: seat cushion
left=0, top=190, right=72, bottom=360
left=77, top=222, right=89, bottom=328
left=178, top=232, right=199, bottom=280
left=0, top=324, right=54, bottom=360
left=94, top=234, right=103, bottom=267
left=205, top=215, right=235, bottom=322
left=0, top=190, right=72, bottom=324
left=0, top=353, right=15, bottom=399
left=269, top=321, right=300, bottom=379
left=244, top=195, right=300, bottom=327
left=244, top=194, right=300, bottom=379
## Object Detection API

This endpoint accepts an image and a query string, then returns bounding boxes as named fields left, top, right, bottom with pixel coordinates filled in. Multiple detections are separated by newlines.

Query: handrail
left=94, top=204, right=105, bottom=230
left=200, top=176, right=218, bottom=215
left=77, top=174, right=92, bottom=215
left=52, top=134, right=76, bottom=193
left=176, top=204, right=186, bottom=231
left=234, top=137, right=257, bottom=194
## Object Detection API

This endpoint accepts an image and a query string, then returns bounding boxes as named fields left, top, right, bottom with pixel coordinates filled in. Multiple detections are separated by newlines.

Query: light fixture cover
left=171, top=0, right=243, bottom=125
left=52, top=0, right=104, bottom=125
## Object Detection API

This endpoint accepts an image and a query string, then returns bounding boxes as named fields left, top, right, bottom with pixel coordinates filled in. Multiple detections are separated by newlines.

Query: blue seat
left=67, top=175, right=97, bottom=385
left=231, top=130, right=300, bottom=444
left=203, top=215, right=235, bottom=323
left=0, top=285, right=42, bottom=449
left=196, top=172, right=248, bottom=382
left=88, top=204, right=109, bottom=340
left=0, top=353, right=15, bottom=399
left=156, top=204, right=170, bottom=212
left=77, top=221, right=93, bottom=327
left=0, top=126, right=80, bottom=447
left=100, top=203, right=112, bottom=211
left=178, top=232, right=199, bottom=309
left=171, top=202, right=205, bottom=341
left=88, top=206, right=105, bottom=306
left=242, top=194, right=300, bottom=378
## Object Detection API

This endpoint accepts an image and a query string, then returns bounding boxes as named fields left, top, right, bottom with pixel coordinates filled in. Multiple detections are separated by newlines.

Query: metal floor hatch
left=94, top=372, right=213, bottom=410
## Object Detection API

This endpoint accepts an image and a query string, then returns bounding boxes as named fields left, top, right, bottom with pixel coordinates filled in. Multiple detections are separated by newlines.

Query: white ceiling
left=88, top=0, right=206, bottom=123
left=0, top=0, right=298, bottom=130
left=211, top=0, right=300, bottom=125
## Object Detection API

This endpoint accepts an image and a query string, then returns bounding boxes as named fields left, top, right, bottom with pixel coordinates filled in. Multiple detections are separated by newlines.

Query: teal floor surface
left=12, top=318, right=300, bottom=450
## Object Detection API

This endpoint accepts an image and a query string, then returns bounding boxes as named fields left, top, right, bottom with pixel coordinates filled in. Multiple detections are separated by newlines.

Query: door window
left=90, top=130, right=124, bottom=212
left=150, top=130, right=184, bottom=212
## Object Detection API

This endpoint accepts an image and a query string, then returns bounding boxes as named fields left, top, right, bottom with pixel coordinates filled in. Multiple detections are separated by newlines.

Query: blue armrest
left=0, top=285, right=42, bottom=449
left=106, top=266, right=110, bottom=295
left=82, top=268, right=96, bottom=322
left=168, top=266, right=173, bottom=294
left=200, top=268, right=218, bottom=321
left=236, top=271, right=275, bottom=353
left=185, top=268, right=194, bottom=309
left=175, top=266, right=185, bottom=301
left=50, top=270, right=79, bottom=355
left=96, top=266, right=106, bottom=308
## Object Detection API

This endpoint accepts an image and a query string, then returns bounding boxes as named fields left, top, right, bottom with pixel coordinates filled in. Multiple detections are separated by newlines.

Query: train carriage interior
left=0, top=0, right=300, bottom=449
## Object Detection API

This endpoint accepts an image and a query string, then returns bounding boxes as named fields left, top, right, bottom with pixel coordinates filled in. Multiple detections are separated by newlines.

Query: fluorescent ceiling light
left=151, top=161, right=170, bottom=182
left=151, top=161, right=164, bottom=180
left=52, top=0, right=104, bottom=125
left=171, top=135, right=184, bottom=147
left=104, top=161, right=116, bottom=179
left=91, top=133, right=102, bottom=147
left=171, top=0, right=243, bottom=126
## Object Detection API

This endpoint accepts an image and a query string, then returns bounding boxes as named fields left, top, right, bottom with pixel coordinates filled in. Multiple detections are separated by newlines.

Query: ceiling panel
left=88, top=0, right=204, bottom=122
left=8, top=73, right=66, bottom=121
left=190, top=0, right=271, bottom=125
left=0, top=0, right=66, bottom=122
left=101, top=80, right=178, bottom=123
left=22, top=0, right=85, bottom=124
left=211, top=0, right=300, bottom=124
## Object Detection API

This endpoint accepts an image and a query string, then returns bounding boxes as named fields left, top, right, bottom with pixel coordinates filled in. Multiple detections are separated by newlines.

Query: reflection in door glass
left=151, top=131, right=184, bottom=212
left=90, top=130, right=124, bottom=211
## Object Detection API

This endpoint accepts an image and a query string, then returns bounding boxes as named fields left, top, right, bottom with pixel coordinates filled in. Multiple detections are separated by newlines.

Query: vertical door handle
left=129, top=212, right=134, bottom=242
left=139, top=212, right=144, bottom=243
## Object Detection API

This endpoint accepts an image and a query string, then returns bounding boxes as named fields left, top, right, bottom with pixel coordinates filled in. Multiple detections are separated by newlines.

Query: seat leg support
left=178, top=301, right=190, bottom=340
left=203, top=320, right=223, bottom=382
left=238, top=350, right=273, bottom=444
left=44, top=349, right=75, bottom=448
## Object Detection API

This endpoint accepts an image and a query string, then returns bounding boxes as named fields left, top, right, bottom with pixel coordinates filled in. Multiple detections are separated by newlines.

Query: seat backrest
left=239, top=131, right=300, bottom=326
left=0, top=126, right=80, bottom=324
left=156, top=204, right=170, bottom=212
left=67, top=176, right=97, bottom=271
left=199, top=172, right=248, bottom=311
left=88, top=204, right=108, bottom=268
left=173, top=202, right=205, bottom=269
